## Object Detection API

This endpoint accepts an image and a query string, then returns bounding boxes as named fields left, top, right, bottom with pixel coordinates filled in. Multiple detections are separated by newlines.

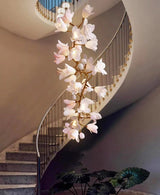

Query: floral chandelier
left=54, top=3, right=107, bottom=142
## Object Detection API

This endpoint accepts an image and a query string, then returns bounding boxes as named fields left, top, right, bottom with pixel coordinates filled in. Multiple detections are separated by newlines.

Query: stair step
left=48, top=127, right=63, bottom=134
left=56, top=134, right=66, bottom=137
left=33, top=134, right=66, bottom=143
left=33, top=134, right=56, bottom=143
left=6, top=151, right=37, bottom=162
left=0, top=184, right=35, bottom=195
left=19, top=142, right=57, bottom=152
left=0, top=172, right=36, bottom=184
left=0, top=161, right=37, bottom=172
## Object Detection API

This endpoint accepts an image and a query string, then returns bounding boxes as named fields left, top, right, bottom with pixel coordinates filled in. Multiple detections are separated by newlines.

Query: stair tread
left=0, top=172, right=37, bottom=176
left=0, top=161, right=37, bottom=164
left=6, top=151, right=36, bottom=154
left=20, top=142, right=57, bottom=144
left=0, top=184, right=36, bottom=189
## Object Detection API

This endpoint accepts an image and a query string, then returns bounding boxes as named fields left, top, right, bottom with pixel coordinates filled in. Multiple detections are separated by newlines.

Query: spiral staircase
left=0, top=0, right=134, bottom=195
left=35, top=1, right=133, bottom=194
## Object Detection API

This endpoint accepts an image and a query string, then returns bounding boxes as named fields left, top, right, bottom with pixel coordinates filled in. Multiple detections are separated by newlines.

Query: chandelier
left=35, top=0, right=81, bottom=25
left=53, top=4, right=107, bottom=142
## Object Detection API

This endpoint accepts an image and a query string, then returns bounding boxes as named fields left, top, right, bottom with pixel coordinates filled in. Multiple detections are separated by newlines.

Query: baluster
left=126, top=17, right=129, bottom=60
left=40, top=3, right=42, bottom=16
left=114, top=38, right=117, bottom=85
left=121, top=23, right=124, bottom=69
left=42, top=123, right=44, bottom=175
left=109, top=46, right=112, bottom=91
left=39, top=2, right=41, bottom=15
left=56, top=102, right=58, bottom=152
left=125, top=17, right=127, bottom=59
left=119, top=27, right=122, bottom=77
left=105, top=50, right=108, bottom=95
left=52, top=107, right=55, bottom=153
left=90, top=77, right=93, bottom=112
left=127, top=16, right=129, bottom=53
left=45, top=118, right=47, bottom=170
left=41, top=122, right=44, bottom=173
left=95, top=73, right=98, bottom=110
left=121, top=23, right=124, bottom=73
left=116, top=33, right=119, bottom=81
left=48, top=112, right=50, bottom=159
left=61, top=95, right=64, bottom=143
left=112, top=40, right=115, bottom=87
left=58, top=98, right=60, bottom=146
left=54, top=102, right=57, bottom=152
left=51, top=0, right=53, bottom=21
left=46, top=115, right=48, bottom=165
left=123, top=18, right=126, bottom=63
left=50, top=108, right=52, bottom=154
left=123, top=22, right=125, bottom=66
left=46, top=0, right=48, bottom=20
left=53, top=105, right=56, bottom=153
left=48, top=0, right=49, bottom=19
left=93, top=73, right=96, bottom=110
left=44, top=0, right=46, bottom=17
left=44, top=118, right=47, bottom=170
left=55, top=0, right=58, bottom=21
left=127, top=17, right=129, bottom=52
left=104, top=51, right=107, bottom=87
left=127, top=17, right=130, bottom=51
left=125, top=17, right=127, bottom=63
left=48, top=0, right=50, bottom=20
left=115, top=36, right=118, bottom=81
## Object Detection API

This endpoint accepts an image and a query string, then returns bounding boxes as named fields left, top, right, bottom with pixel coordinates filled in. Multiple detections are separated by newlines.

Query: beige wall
left=0, top=2, right=125, bottom=152
left=102, top=0, right=160, bottom=117
left=82, top=86, right=160, bottom=194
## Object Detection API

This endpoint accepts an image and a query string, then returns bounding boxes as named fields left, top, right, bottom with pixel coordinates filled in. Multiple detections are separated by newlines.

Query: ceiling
left=0, top=0, right=120, bottom=40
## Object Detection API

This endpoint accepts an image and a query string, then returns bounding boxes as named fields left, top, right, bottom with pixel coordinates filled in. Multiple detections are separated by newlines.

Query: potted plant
left=50, top=167, right=149, bottom=195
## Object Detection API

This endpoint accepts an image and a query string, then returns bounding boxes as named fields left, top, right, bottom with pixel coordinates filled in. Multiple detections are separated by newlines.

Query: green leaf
left=87, top=182, right=115, bottom=195
left=98, top=182, right=116, bottom=195
left=91, top=170, right=117, bottom=181
left=50, top=182, right=73, bottom=194
left=87, top=185, right=97, bottom=195
left=110, top=167, right=150, bottom=189
left=58, top=171, right=78, bottom=184
left=78, top=173, right=90, bottom=184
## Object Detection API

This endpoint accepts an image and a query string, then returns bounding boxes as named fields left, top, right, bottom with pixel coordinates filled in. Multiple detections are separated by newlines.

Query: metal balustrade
left=35, top=0, right=81, bottom=23
left=36, top=12, right=133, bottom=194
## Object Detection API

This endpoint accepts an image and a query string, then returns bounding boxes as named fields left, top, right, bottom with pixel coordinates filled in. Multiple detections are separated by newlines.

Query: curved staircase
left=36, top=10, right=133, bottom=194
left=0, top=3, right=133, bottom=195
left=0, top=131, right=37, bottom=194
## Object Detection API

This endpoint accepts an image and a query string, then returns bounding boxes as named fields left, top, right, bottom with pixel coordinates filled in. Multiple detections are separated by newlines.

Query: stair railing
left=36, top=11, right=132, bottom=194
left=35, top=0, right=82, bottom=24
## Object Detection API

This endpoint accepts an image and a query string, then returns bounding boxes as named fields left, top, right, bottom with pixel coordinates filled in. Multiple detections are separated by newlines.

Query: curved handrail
left=36, top=10, right=132, bottom=194
left=36, top=11, right=127, bottom=158
left=36, top=89, right=65, bottom=157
